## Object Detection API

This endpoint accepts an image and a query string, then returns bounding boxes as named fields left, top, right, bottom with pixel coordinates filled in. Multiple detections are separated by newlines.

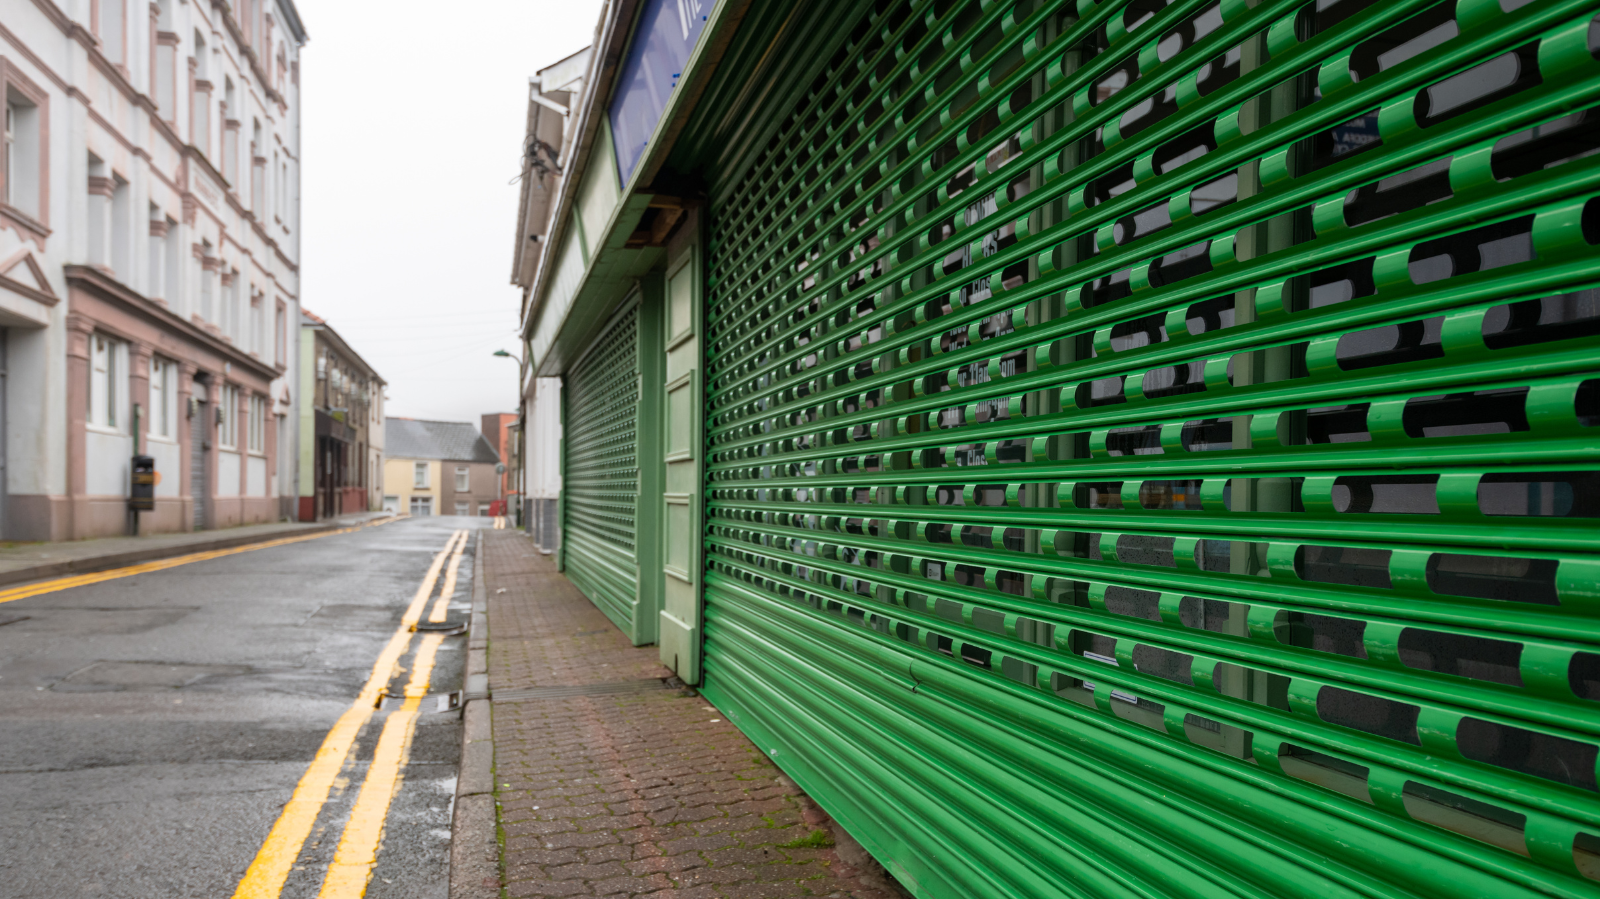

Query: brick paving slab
left=480, top=530, right=904, bottom=899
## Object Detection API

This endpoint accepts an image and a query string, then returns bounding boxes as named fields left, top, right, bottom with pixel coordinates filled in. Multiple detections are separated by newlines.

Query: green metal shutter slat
left=698, top=0, right=1600, bottom=895
left=564, top=307, right=642, bottom=633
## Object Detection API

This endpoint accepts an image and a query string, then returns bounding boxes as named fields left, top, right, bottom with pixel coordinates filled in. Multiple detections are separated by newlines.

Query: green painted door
left=698, top=0, right=1600, bottom=895
left=661, top=236, right=706, bottom=682
left=563, top=303, right=644, bottom=638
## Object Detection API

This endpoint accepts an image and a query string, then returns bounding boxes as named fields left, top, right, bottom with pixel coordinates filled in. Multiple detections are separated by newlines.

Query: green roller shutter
left=697, top=0, right=1600, bottom=896
left=563, top=304, right=643, bottom=635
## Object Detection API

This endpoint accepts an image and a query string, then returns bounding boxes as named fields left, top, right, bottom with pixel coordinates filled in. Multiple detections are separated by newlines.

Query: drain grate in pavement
left=493, top=678, right=671, bottom=703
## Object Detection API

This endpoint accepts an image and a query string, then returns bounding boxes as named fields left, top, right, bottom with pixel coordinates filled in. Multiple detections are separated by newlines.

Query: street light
left=492, top=349, right=527, bottom=529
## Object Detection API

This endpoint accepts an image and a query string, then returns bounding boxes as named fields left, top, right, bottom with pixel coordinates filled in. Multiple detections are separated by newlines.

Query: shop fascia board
left=518, top=0, right=640, bottom=344
left=524, top=0, right=745, bottom=378
left=532, top=198, right=664, bottom=379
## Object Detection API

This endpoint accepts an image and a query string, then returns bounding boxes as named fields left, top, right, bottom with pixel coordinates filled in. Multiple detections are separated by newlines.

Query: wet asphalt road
left=0, top=515, right=478, bottom=899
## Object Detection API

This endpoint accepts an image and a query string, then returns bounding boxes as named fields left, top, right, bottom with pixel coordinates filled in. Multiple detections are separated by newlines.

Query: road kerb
left=449, top=528, right=498, bottom=899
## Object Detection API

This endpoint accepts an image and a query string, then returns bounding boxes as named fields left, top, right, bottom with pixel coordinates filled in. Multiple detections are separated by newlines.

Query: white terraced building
left=0, top=0, right=307, bottom=539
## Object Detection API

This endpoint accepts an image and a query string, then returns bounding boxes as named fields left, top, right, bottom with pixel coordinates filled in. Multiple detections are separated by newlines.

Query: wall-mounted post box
left=130, top=456, right=156, bottom=512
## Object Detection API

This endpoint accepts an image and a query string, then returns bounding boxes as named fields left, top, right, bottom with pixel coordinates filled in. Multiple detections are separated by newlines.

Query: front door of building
left=189, top=382, right=208, bottom=530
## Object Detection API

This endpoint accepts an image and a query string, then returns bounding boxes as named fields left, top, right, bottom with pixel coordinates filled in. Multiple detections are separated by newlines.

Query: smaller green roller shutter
left=563, top=306, right=641, bottom=634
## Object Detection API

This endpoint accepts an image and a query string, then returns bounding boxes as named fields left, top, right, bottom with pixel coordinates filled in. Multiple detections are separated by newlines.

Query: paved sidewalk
left=476, top=529, right=904, bottom=899
left=0, top=510, right=394, bottom=587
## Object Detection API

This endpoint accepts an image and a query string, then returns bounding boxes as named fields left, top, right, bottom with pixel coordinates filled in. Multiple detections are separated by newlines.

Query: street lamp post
left=493, top=349, right=526, bottom=527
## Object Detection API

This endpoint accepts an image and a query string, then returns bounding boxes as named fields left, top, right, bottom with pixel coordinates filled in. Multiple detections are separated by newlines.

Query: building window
left=153, top=2, right=177, bottom=121
left=164, top=217, right=180, bottom=311
left=109, top=174, right=130, bottom=276
left=248, top=394, right=265, bottom=453
left=413, top=462, right=429, bottom=488
left=87, top=154, right=110, bottom=267
left=455, top=467, right=469, bottom=491
left=454, top=502, right=469, bottom=516
left=275, top=304, right=285, bottom=365
left=193, top=30, right=212, bottom=159
left=198, top=241, right=215, bottom=323
left=222, top=79, right=238, bottom=186
left=149, top=357, right=173, bottom=439
left=4, top=103, right=13, bottom=199
left=148, top=206, right=170, bottom=301
left=101, top=0, right=126, bottom=66
left=218, top=384, right=238, bottom=448
left=250, top=293, right=263, bottom=356
left=250, top=120, right=264, bottom=213
left=222, top=270, right=240, bottom=342
left=88, top=334, right=125, bottom=430
left=3, top=86, right=42, bottom=219
left=409, top=496, right=432, bottom=516
left=478, top=504, right=490, bottom=516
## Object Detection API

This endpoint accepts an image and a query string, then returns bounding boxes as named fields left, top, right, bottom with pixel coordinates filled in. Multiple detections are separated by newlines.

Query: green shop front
left=520, top=0, right=1600, bottom=894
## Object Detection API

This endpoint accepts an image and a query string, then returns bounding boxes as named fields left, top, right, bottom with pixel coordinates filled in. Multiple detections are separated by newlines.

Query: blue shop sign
left=609, top=0, right=712, bottom=186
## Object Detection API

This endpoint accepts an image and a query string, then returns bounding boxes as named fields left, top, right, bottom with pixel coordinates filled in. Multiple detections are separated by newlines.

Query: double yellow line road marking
left=234, top=528, right=470, bottom=899
left=0, top=515, right=467, bottom=897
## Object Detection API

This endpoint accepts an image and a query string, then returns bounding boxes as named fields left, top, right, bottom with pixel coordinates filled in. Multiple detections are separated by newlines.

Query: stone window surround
left=0, top=56, right=51, bottom=243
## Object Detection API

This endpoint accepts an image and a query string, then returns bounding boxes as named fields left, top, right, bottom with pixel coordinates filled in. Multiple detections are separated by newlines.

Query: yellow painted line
left=426, top=530, right=469, bottom=623
left=317, top=632, right=445, bottom=898
left=230, top=528, right=464, bottom=899
left=0, top=516, right=398, bottom=606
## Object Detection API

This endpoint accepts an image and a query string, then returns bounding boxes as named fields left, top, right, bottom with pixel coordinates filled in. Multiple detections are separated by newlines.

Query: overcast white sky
left=297, top=0, right=604, bottom=424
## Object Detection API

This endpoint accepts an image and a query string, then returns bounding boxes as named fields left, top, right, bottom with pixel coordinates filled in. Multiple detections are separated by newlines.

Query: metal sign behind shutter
left=563, top=306, right=642, bottom=634
left=698, top=0, right=1600, bottom=896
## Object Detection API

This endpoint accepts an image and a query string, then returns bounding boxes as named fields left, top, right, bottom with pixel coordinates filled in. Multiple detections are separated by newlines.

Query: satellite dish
left=495, top=463, right=507, bottom=474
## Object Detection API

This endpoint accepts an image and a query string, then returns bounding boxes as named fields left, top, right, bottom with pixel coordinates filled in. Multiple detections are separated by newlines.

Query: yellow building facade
left=382, top=457, right=440, bottom=516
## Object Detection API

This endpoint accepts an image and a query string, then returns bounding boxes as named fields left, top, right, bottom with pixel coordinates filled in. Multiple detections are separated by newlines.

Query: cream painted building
left=382, top=456, right=438, bottom=517
left=382, top=418, right=499, bottom=517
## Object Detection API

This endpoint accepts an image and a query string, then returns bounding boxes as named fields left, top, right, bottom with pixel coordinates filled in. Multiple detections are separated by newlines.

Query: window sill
left=0, top=203, right=51, bottom=240
left=85, top=424, right=127, bottom=436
